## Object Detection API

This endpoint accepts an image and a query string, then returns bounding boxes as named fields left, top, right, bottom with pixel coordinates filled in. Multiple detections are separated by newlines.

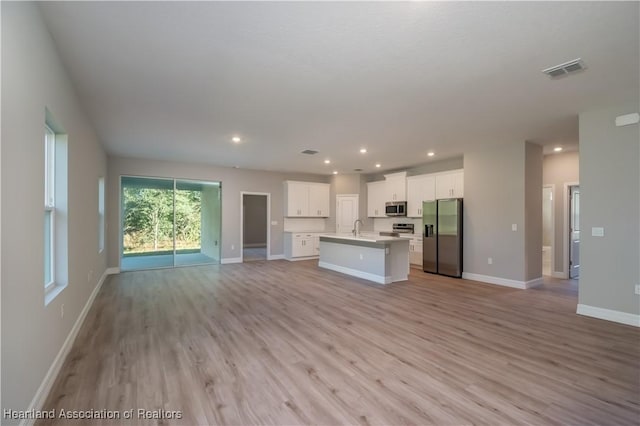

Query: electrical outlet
left=271, top=221, right=278, bottom=226
left=511, top=224, right=517, bottom=231
left=231, top=244, right=235, bottom=250
left=488, top=257, right=493, bottom=265
left=61, top=304, right=64, bottom=318
left=635, top=284, right=640, bottom=295
left=359, top=253, right=364, bottom=260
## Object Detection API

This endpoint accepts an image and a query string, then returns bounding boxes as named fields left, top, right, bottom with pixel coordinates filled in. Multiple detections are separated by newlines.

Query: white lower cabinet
left=408, top=237, right=423, bottom=267
left=285, top=232, right=321, bottom=260
left=313, top=235, right=320, bottom=256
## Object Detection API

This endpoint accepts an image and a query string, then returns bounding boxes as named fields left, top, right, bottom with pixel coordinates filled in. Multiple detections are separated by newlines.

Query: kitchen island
left=318, top=234, right=410, bottom=284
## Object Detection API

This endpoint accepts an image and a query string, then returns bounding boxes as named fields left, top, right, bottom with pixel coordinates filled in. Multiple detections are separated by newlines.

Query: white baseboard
left=525, top=277, right=544, bottom=288
left=221, top=257, right=242, bottom=264
left=551, top=271, right=567, bottom=279
left=577, top=304, right=640, bottom=327
left=462, top=272, right=542, bottom=289
left=319, top=261, right=389, bottom=284
left=105, top=267, right=120, bottom=275
left=21, top=268, right=110, bottom=426
left=285, top=256, right=319, bottom=262
left=267, top=254, right=285, bottom=260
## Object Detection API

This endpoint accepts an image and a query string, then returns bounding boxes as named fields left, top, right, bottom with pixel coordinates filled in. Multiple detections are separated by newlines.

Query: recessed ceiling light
left=324, top=159, right=331, bottom=164
left=554, top=147, right=563, bottom=152
left=427, top=152, right=435, bottom=157
left=360, top=148, right=367, bottom=154
left=375, top=163, right=381, bottom=168
left=333, top=171, right=338, bottom=175
left=232, top=136, right=241, bottom=143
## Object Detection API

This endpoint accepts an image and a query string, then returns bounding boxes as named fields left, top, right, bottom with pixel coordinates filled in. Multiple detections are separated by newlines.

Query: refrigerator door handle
left=424, top=224, right=434, bottom=237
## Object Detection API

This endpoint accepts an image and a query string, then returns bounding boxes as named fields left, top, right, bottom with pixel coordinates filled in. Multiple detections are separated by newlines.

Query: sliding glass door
left=174, top=180, right=221, bottom=266
left=120, top=176, right=221, bottom=271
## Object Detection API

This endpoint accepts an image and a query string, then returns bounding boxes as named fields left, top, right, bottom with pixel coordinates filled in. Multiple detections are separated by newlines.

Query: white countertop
left=319, top=233, right=409, bottom=243
left=284, top=231, right=325, bottom=233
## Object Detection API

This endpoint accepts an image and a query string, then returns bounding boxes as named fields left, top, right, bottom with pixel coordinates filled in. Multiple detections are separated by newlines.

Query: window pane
left=45, top=126, right=56, bottom=207
left=98, top=177, right=105, bottom=252
left=44, top=210, right=52, bottom=285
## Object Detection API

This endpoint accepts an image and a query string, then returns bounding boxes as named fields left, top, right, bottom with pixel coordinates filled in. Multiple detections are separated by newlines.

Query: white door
left=336, top=195, right=359, bottom=234
left=569, top=186, right=580, bottom=278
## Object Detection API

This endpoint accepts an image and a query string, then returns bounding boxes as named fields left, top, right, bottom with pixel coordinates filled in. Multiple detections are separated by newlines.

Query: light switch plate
left=512, top=224, right=517, bottom=231
left=635, top=284, right=640, bottom=295
left=591, top=227, right=605, bottom=237
left=271, top=221, right=278, bottom=225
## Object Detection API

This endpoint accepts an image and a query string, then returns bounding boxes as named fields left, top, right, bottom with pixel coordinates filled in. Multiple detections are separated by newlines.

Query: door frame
left=240, top=192, right=271, bottom=263
left=563, top=181, right=579, bottom=279
left=542, top=184, right=555, bottom=276
left=336, top=194, right=359, bottom=234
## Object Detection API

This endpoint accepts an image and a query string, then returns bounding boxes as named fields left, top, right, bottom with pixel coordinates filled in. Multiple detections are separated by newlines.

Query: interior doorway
left=569, top=185, right=580, bottom=279
left=336, top=194, right=359, bottom=234
left=542, top=185, right=554, bottom=276
left=241, top=192, right=270, bottom=262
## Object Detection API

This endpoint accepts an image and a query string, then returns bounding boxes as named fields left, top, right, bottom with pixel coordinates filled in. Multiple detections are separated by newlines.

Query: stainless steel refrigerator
left=423, top=199, right=463, bottom=278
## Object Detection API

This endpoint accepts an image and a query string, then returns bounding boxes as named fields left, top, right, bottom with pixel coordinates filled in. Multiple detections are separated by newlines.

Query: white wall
left=542, top=151, right=579, bottom=275
left=542, top=187, right=553, bottom=247
left=107, top=156, right=328, bottom=265
left=578, top=104, right=639, bottom=319
left=524, top=142, right=543, bottom=282
left=463, top=141, right=542, bottom=285
left=1, top=2, right=107, bottom=419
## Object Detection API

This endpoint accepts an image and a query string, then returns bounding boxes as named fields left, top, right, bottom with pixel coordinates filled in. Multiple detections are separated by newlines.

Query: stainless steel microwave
left=385, top=201, right=407, bottom=216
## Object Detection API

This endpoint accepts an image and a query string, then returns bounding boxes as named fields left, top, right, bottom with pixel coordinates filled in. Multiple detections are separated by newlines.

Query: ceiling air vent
left=542, top=58, right=586, bottom=78
left=301, top=149, right=319, bottom=155
left=353, top=168, right=363, bottom=172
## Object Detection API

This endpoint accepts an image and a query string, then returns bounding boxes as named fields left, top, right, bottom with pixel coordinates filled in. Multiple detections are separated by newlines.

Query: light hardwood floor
left=39, top=260, right=639, bottom=425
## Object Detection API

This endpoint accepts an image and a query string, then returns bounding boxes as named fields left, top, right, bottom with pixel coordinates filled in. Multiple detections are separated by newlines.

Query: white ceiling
left=39, top=1, right=639, bottom=175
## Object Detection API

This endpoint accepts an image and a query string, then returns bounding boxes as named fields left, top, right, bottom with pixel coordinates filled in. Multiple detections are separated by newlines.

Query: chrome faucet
left=352, top=219, right=364, bottom=237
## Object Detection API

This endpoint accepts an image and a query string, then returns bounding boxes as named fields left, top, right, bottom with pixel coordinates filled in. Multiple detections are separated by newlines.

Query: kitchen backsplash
left=283, top=218, right=327, bottom=232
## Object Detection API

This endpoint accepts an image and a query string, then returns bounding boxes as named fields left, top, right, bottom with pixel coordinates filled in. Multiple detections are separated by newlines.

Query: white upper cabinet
left=285, top=181, right=309, bottom=216
left=383, top=172, right=407, bottom=201
left=435, top=169, right=464, bottom=199
left=284, top=181, right=330, bottom=217
left=367, top=181, right=387, bottom=217
left=368, top=170, right=463, bottom=217
left=308, top=183, right=330, bottom=217
left=407, top=174, right=436, bottom=217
